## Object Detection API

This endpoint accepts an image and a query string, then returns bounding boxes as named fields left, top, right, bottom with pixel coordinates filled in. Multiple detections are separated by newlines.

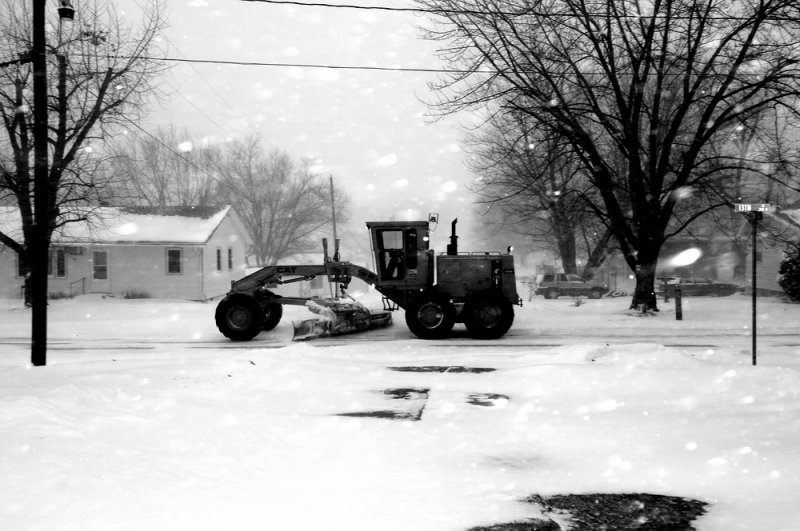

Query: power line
left=149, top=55, right=479, bottom=74
left=164, top=79, right=226, bottom=129
left=143, top=55, right=796, bottom=79
left=239, top=0, right=794, bottom=22
left=161, top=35, right=255, bottom=132
left=240, top=0, right=508, bottom=15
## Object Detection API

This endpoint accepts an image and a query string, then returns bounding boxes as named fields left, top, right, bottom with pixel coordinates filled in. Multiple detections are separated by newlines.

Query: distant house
left=0, top=206, right=251, bottom=300
left=742, top=208, right=800, bottom=295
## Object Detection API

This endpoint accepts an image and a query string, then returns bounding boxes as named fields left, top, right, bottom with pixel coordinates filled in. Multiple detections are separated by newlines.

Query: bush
left=124, top=289, right=151, bottom=299
left=48, top=291, right=74, bottom=300
left=778, top=244, right=800, bottom=302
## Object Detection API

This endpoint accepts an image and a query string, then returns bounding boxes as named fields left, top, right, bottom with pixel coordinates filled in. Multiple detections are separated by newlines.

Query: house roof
left=0, top=205, right=239, bottom=245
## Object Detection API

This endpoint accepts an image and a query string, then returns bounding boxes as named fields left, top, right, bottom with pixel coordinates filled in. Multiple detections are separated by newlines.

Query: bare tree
left=108, top=125, right=219, bottom=208
left=417, top=0, right=800, bottom=310
left=0, top=0, right=166, bottom=291
left=466, top=109, right=615, bottom=277
left=212, top=137, right=349, bottom=266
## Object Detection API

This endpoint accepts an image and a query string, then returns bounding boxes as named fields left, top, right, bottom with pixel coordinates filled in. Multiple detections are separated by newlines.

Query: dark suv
left=535, top=273, right=608, bottom=299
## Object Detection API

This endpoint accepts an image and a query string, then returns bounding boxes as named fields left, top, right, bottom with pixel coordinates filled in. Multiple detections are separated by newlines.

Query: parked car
left=659, top=277, right=742, bottom=297
left=535, top=273, right=608, bottom=299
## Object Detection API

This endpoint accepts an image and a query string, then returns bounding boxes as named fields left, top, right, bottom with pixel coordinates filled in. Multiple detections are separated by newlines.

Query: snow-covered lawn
left=1, top=294, right=799, bottom=530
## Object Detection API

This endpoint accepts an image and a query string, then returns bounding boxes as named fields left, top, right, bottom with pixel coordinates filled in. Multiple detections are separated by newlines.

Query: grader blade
left=292, top=298, right=392, bottom=341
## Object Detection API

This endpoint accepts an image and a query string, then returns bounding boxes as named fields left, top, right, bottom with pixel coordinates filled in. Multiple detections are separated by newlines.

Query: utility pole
left=29, top=0, right=75, bottom=367
left=31, top=0, right=49, bottom=367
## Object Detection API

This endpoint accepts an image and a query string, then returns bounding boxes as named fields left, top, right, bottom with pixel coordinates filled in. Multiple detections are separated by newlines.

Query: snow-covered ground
left=1, top=293, right=799, bottom=530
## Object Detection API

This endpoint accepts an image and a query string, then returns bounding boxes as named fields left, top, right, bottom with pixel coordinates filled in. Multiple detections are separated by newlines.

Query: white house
left=0, top=206, right=251, bottom=300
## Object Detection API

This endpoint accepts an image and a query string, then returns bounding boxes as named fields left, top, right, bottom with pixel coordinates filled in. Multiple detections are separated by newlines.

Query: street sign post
left=733, top=203, right=777, bottom=366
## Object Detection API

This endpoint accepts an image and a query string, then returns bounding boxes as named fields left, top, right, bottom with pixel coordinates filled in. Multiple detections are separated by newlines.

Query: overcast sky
left=118, top=0, right=487, bottom=250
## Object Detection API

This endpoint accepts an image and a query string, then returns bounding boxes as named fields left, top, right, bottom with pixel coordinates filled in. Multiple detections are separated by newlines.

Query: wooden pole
left=329, top=176, right=338, bottom=296
left=329, top=175, right=338, bottom=246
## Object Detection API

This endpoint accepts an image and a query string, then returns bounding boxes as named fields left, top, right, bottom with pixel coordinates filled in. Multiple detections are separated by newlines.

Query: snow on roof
left=0, top=206, right=234, bottom=245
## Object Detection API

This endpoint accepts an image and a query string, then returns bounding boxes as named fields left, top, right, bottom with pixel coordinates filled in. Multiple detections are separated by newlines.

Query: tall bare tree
left=108, top=125, right=219, bottom=208
left=417, top=0, right=800, bottom=310
left=0, top=0, right=166, bottom=363
left=211, top=137, right=349, bottom=266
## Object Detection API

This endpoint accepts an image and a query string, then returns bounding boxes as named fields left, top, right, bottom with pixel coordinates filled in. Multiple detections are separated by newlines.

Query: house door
left=91, top=251, right=110, bottom=293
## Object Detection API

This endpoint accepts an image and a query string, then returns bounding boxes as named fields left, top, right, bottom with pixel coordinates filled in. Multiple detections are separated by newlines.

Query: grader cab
left=214, top=216, right=520, bottom=341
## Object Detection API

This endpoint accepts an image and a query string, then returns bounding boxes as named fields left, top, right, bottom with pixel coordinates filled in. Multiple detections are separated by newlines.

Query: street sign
left=734, top=203, right=777, bottom=212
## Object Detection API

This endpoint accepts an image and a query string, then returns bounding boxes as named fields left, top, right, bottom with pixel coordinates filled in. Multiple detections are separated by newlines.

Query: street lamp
left=58, top=1, right=75, bottom=20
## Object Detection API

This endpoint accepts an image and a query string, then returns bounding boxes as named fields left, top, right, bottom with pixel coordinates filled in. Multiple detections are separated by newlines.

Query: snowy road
left=3, top=296, right=800, bottom=362
left=5, top=317, right=799, bottom=356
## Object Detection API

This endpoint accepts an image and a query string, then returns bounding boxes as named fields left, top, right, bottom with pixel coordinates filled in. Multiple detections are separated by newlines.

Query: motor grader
left=214, top=216, right=521, bottom=341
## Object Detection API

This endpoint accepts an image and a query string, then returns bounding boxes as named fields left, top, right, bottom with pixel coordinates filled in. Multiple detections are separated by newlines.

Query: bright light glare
left=666, top=248, right=703, bottom=267
left=440, top=181, right=458, bottom=193
left=116, top=222, right=138, bottom=236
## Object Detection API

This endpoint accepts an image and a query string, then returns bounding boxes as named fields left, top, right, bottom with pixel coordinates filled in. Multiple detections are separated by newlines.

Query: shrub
left=124, top=289, right=151, bottom=299
left=48, top=291, right=74, bottom=300
left=777, top=244, right=800, bottom=303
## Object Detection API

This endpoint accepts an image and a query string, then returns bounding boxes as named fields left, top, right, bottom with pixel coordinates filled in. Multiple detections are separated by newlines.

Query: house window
left=167, top=248, right=183, bottom=274
left=49, top=248, right=67, bottom=278
left=93, top=251, right=108, bottom=280
left=216, top=248, right=222, bottom=272
left=227, top=247, right=233, bottom=271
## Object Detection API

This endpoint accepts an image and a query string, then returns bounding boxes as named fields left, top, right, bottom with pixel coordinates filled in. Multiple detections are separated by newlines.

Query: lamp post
left=58, top=0, right=75, bottom=20
left=31, top=0, right=75, bottom=367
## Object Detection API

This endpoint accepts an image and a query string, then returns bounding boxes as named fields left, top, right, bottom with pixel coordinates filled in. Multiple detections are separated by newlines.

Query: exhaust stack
left=446, top=218, right=459, bottom=255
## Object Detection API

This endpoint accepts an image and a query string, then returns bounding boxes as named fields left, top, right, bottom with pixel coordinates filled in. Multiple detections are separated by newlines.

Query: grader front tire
left=405, top=294, right=455, bottom=340
left=215, top=294, right=266, bottom=341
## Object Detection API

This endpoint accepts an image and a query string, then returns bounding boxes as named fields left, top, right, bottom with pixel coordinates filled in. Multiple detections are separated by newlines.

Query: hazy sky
left=118, top=0, right=487, bottom=250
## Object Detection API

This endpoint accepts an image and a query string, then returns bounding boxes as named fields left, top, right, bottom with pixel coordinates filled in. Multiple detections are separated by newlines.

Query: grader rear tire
left=463, top=291, right=515, bottom=339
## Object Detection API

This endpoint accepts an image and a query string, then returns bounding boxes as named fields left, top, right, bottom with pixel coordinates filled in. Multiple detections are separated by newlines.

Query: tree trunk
left=551, top=207, right=578, bottom=274
left=582, top=229, right=614, bottom=280
left=630, top=258, right=659, bottom=312
left=559, top=237, right=578, bottom=275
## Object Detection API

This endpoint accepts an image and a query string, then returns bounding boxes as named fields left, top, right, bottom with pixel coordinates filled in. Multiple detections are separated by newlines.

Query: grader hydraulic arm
left=228, top=262, right=378, bottom=301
